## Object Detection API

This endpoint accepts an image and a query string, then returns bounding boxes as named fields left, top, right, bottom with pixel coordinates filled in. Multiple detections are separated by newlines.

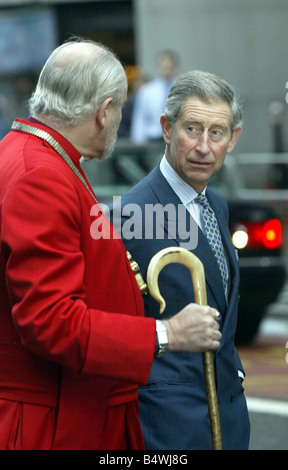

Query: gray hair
left=29, top=37, right=127, bottom=127
left=165, top=70, right=243, bottom=132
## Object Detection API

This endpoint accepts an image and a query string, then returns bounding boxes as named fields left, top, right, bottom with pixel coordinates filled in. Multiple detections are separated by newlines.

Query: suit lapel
left=147, top=166, right=227, bottom=313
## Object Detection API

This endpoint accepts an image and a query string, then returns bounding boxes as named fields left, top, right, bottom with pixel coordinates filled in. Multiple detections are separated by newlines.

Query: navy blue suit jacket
left=112, top=164, right=250, bottom=450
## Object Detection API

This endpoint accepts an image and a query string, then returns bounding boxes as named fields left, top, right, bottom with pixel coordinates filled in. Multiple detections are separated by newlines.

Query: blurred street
left=238, top=288, right=288, bottom=450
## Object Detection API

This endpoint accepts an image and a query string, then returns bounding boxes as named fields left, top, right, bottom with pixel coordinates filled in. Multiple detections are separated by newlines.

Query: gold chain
left=11, top=121, right=98, bottom=204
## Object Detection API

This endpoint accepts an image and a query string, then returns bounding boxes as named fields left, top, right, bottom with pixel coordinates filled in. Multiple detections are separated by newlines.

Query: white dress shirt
left=159, top=155, right=206, bottom=229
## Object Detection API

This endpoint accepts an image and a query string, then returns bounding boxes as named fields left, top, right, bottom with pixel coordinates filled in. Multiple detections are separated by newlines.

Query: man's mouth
left=188, top=160, right=212, bottom=167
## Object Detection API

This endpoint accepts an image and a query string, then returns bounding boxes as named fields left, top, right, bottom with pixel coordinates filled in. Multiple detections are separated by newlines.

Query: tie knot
left=194, top=193, right=209, bottom=208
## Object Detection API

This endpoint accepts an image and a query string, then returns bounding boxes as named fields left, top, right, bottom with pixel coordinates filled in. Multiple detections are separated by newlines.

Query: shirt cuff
left=238, top=369, right=245, bottom=381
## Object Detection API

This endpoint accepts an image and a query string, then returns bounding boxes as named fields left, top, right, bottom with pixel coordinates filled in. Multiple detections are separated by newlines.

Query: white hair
left=29, top=37, right=127, bottom=127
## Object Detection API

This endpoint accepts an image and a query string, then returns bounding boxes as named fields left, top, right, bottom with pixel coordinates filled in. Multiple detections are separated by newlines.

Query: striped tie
left=194, top=193, right=228, bottom=291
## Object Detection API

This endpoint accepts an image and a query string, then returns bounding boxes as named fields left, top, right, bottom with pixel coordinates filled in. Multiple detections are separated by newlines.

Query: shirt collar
left=159, top=154, right=207, bottom=205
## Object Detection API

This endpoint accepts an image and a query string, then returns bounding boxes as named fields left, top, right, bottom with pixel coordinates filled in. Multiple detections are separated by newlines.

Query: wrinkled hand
left=163, top=303, right=221, bottom=353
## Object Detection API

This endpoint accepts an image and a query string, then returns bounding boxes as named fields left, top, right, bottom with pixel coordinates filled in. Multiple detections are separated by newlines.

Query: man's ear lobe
left=96, top=97, right=113, bottom=129
left=160, top=114, right=172, bottom=144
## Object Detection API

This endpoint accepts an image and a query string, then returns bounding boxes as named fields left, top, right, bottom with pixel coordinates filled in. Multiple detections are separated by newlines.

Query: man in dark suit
left=111, top=70, right=250, bottom=450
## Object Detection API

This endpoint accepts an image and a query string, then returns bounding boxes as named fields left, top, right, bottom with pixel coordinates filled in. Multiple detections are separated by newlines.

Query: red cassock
left=0, top=118, right=155, bottom=450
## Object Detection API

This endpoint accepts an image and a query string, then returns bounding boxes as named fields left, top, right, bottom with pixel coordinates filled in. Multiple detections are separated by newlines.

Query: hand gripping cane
left=146, top=246, right=222, bottom=450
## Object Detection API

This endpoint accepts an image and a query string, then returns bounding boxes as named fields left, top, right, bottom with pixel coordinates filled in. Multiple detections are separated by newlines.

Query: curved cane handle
left=147, top=247, right=207, bottom=312
left=146, top=246, right=222, bottom=450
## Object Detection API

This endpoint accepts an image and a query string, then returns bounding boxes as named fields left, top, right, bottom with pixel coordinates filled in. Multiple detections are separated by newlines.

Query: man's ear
left=160, top=114, right=172, bottom=144
left=96, top=97, right=113, bottom=129
left=227, top=127, right=242, bottom=153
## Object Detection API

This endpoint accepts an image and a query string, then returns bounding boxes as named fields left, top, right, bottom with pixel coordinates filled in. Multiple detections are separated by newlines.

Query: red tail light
left=262, top=219, right=282, bottom=248
left=232, top=219, right=282, bottom=249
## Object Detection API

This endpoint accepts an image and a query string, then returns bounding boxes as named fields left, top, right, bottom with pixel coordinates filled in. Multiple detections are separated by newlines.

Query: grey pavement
left=246, top=298, right=288, bottom=450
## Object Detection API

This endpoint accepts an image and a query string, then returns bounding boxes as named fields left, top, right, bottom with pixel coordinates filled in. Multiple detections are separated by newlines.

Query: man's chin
left=83, top=146, right=115, bottom=162
left=83, top=133, right=117, bottom=162
left=98, top=151, right=113, bottom=162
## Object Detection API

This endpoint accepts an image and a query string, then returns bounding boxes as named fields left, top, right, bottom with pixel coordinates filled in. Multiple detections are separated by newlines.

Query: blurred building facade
left=0, top=0, right=287, bottom=153
left=134, top=0, right=288, bottom=153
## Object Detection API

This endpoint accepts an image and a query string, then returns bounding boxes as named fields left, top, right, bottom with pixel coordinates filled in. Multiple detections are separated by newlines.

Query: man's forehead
left=179, top=97, right=231, bottom=124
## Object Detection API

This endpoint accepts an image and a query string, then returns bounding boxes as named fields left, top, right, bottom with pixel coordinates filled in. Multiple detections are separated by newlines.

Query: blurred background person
left=130, top=50, right=179, bottom=143
left=118, top=70, right=149, bottom=138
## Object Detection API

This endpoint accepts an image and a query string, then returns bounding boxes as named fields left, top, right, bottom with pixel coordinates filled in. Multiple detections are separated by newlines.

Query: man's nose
left=195, top=132, right=210, bottom=155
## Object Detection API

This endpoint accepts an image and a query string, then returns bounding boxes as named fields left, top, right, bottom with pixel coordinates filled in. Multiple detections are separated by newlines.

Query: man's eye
left=187, top=126, right=199, bottom=134
left=210, top=129, right=225, bottom=141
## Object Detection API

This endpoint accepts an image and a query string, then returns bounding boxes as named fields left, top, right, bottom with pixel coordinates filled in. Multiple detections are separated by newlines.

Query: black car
left=229, top=200, right=285, bottom=344
left=210, top=157, right=286, bottom=344
left=83, top=144, right=287, bottom=344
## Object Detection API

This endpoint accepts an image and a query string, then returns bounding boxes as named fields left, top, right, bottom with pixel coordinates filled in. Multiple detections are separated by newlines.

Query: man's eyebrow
left=210, top=123, right=230, bottom=130
left=183, top=119, right=229, bottom=129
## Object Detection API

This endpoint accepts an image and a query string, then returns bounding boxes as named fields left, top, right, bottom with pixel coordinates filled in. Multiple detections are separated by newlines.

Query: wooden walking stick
left=146, top=246, right=222, bottom=450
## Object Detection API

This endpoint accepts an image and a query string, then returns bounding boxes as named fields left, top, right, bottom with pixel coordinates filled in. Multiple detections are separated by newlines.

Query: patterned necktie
left=194, top=193, right=228, bottom=291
